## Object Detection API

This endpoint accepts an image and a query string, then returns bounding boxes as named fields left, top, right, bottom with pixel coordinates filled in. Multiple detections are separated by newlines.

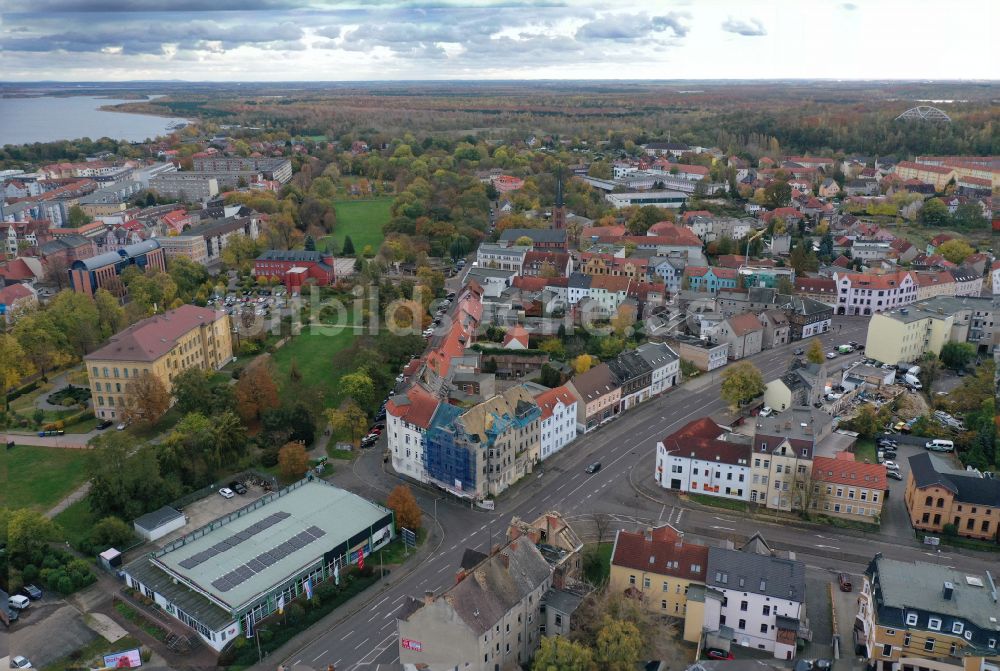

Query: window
left=924, top=638, right=935, bottom=652
left=952, top=622, right=964, bottom=635
left=738, top=619, right=746, bottom=630
left=661, top=600, right=667, bottom=610
left=643, top=577, right=650, bottom=589
left=740, top=600, right=748, bottom=611
left=629, top=575, right=636, bottom=585
left=662, top=581, right=669, bottom=592
left=760, top=624, right=768, bottom=633
left=882, top=644, right=892, bottom=657
left=928, top=618, right=941, bottom=631
left=949, top=643, right=957, bottom=655
left=762, top=605, right=770, bottom=616
left=903, top=634, right=910, bottom=646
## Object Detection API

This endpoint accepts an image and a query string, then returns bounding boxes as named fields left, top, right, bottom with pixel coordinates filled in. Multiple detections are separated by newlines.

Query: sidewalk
left=2, top=432, right=94, bottom=448
left=247, top=520, right=443, bottom=671
left=46, top=480, right=91, bottom=519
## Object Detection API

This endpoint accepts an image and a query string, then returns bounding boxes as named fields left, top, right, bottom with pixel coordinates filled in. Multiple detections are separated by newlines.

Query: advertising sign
left=103, top=648, right=142, bottom=668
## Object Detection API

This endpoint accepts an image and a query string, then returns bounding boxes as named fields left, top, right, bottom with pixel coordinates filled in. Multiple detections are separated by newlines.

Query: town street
left=272, top=316, right=994, bottom=671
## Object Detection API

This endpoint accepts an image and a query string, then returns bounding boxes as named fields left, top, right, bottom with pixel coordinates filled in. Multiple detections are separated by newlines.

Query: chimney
left=423, top=590, right=435, bottom=604
left=943, top=581, right=954, bottom=601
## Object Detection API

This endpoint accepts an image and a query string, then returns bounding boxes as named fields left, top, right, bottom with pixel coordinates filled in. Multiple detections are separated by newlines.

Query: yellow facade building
left=85, top=305, right=232, bottom=421
left=865, top=309, right=954, bottom=367
left=609, top=525, right=709, bottom=618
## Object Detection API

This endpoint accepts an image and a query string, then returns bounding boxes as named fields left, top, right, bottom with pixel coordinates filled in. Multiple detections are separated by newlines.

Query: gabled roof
left=532, top=385, right=576, bottom=420
left=725, top=312, right=764, bottom=336
left=794, top=277, right=836, bottom=293
left=498, top=228, right=567, bottom=244
left=386, top=384, right=440, bottom=431
left=85, top=305, right=224, bottom=363
left=812, top=454, right=886, bottom=489
left=568, top=362, right=619, bottom=401
left=658, top=417, right=751, bottom=467
left=908, top=452, right=1000, bottom=505
left=706, top=543, right=805, bottom=602
left=611, top=525, right=708, bottom=582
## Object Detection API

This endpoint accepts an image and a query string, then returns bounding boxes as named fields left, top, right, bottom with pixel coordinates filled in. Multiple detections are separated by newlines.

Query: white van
left=925, top=439, right=954, bottom=452
left=8, top=594, right=30, bottom=610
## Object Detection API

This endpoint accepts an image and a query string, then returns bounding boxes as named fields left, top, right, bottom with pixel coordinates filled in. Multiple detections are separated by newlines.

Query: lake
left=0, top=96, right=190, bottom=146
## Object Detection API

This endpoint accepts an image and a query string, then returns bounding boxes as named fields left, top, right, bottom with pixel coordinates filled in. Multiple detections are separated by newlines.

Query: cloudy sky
left=1, top=0, right=996, bottom=81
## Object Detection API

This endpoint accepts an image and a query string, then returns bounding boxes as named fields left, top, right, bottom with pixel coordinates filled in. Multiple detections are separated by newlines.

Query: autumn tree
left=939, top=341, right=975, bottom=371
left=919, top=198, right=949, bottom=226
left=220, top=234, right=262, bottom=273
left=936, top=239, right=974, bottom=265
left=594, top=617, right=643, bottom=671
left=572, top=353, right=594, bottom=374
left=121, top=371, right=171, bottom=425
left=278, top=441, right=310, bottom=481
left=387, top=484, right=422, bottom=531
left=340, top=371, right=376, bottom=410
left=93, top=288, right=126, bottom=338
left=235, top=360, right=280, bottom=422
left=534, top=636, right=596, bottom=671
left=850, top=404, right=882, bottom=439
left=720, top=361, right=765, bottom=410
left=806, top=338, right=825, bottom=364
left=325, top=400, right=368, bottom=445
left=610, top=304, right=636, bottom=337
left=11, top=313, right=71, bottom=376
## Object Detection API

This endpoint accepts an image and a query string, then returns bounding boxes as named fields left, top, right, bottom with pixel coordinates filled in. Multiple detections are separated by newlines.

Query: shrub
left=57, top=575, right=74, bottom=594
left=286, top=602, right=305, bottom=624
left=943, top=523, right=958, bottom=537
left=22, top=564, right=38, bottom=582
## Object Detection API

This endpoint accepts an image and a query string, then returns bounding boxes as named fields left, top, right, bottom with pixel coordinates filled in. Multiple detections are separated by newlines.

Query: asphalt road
left=274, top=316, right=998, bottom=671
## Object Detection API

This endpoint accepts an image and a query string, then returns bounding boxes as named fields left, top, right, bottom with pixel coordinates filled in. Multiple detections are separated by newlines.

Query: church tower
left=552, top=169, right=566, bottom=230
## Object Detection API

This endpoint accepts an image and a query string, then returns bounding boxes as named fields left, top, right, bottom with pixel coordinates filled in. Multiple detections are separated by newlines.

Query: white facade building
left=385, top=385, right=439, bottom=484
left=533, top=386, right=578, bottom=461
left=655, top=417, right=752, bottom=502
left=635, top=341, right=681, bottom=396
left=833, top=271, right=917, bottom=316
left=476, top=243, right=528, bottom=273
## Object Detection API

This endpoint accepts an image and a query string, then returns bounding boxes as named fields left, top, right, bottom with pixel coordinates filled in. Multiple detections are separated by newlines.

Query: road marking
left=340, top=630, right=354, bottom=641
left=372, top=595, right=390, bottom=610
left=367, top=612, right=379, bottom=623
left=555, top=483, right=567, bottom=492
left=312, top=650, right=328, bottom=662
left=417, top=578, right=427, bottom=587
left=675, top=509, right=684, bottom=524
left=449, top=544, right=457, bottom=551
left=479, top=524, right=488, bottom=532
left=658, top=504, right=666, bottom=522
left=815, top=544, right=840, bottom=550
left=334, top=660, right=341, bottom=668
left=293, top=660, right=301, bottom=667
left=437, top=564, right=448, bottom=573
left=355, top=637, right=370, bottom=650
left=711, top=525, right=735, bottom=531
left=392, top=594, right=406, bottom=605
left=461, top=535, right=470, bottom=542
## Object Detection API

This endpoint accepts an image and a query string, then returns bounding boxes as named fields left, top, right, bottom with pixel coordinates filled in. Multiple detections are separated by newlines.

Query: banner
left=245, top=612, right=254, bottom=639
left=357, top=549, right=365, bottom=571
left=334, top=563, right=340, bottom=586
left=277, top=593, right=285, bottom=615
left=103, top=649, right=142, bottom=668
left=304, top=578, right=313, bottom=600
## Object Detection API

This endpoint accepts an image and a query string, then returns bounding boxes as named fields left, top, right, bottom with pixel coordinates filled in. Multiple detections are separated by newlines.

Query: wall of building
left=609, top=564, right=699, bottom=617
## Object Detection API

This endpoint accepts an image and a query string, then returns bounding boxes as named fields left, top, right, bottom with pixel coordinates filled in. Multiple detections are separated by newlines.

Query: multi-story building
left=84, top=305, right=232, bottom=421
left=668, top=335, right=730, bottom=372
left=397, top=537, right=552, bottom=671
left=833, top=270, right=917, bottom=316
left=477, top=243, right=529, bottom=273
left=0, top=220, right=49, bottom=257
left=423, top=386, right=541, bottom=499
left=566, top=362, right=621, bottom=433
left=992, top=261, right=1000, bottom=296
left=609, top=524, right=709, bottom=618
left=949, top=266, right=984, bottom=297
left=749, top=414, right=820, bottom=511
left=156, top=235, right=209, bottom=266
left=386, top=384, right=440, bottom=483
left=855, top=554, right=1000, bottom=671
left=914, top=271, right=957, bottom=301
left=497, top=228, right=567, bottom=251
left=786, top=295, right=834, bottom=339
left=712, top=312, right=765, bottom=360
left=0, top=283, right=38, bottom=324
left=810, top=452, right=887, bottom=524
left=253, top=250, right=336, bottom=288
left=191, top=157, right=293, bottom=184
left=700, top=534, right=806, bottom=659
left=186, top=214, right=261, bottom=265
left=634, top=341, right=680, bottom=396
left=520, top=250, right=572, bottom=278
left=608, top=349, right=653, bottom=411
left=684, top=266, right=739, bottom=294
left=655, top=417, right=752, bottom=501
left=794, top=277, right=838, bottom=307
left=149, top=173, right=219, bottom=202
left=763, top=361, right=827, bottom=413
left=68, top=239, right=166, bottom=298
left=893, top=161, right=956, bottom=191
left=904, top=452, right=1000, bottom=542
left=531, top=385, right=578, bottom=461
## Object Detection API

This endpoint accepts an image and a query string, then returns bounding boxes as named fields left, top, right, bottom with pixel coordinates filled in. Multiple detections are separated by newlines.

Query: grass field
left=52, top=498, right=97, bottom=546
left=270, top=319, right=362, bottom=407
left=3, top=445, right=92, bottom=511
left=583, top=542, right=613, bottom=586
left=319, top=198, right=392, bottom=254
left=854, top=438, right=877, bottom=463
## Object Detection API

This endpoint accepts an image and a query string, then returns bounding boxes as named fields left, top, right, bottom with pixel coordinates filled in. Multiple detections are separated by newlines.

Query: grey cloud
left=841, top=2, right=858, bottom=9
left=4, top=0, right=314, bottom=11
left=1, top=20, right=305, bottom=54
left=576, top=12, right=689, bottom=40
left=314, top=25, right=342, bottom=39
left=721, top=17, right=767, bottom=36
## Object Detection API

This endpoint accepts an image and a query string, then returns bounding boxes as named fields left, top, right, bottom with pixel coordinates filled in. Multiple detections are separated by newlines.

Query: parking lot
left=150, top=482, right=270, bottom=550
left=7, top=598, right=98, bottom=668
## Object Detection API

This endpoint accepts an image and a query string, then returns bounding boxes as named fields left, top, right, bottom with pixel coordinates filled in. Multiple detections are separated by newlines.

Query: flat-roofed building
left=69, top=238, right=166, bottom=298
left=122, top=479, right=394, bottom=651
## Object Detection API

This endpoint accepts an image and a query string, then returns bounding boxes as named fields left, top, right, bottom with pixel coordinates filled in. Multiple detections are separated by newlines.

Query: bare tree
left=591, top=512, right=612, bottom=545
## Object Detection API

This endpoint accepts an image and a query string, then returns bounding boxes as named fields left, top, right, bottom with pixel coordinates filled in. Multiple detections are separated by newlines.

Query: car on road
left=826, top=352, right=837, bottom=359
left=228, top=481, right=247, bottom=495
left=887, top=470, right=903, bottom=481
left=10, top=656, right=32, bottom=669
left=793, top=348, right=804, bottom=355
left=838, top=573, right=853, bottom=592
left=361, top=434, right=378, bottom=448
left=706, top=649, right=734, bottom=660
left=218, top=487, right=235, bottom=499
left=585, top=462, right=602, bottom=474
left=20, top=585, right=42, bottom=600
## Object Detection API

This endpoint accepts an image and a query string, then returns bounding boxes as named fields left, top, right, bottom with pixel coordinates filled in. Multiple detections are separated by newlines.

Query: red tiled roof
left=523, top=250, right=570, bottom=268
left=659, top=418, right=750, bottom=467
left=611, top=525, right=709, bottom=582
left=532, top=385, right=576, bottom=420
left=896, top=161, right=953, bottom=175
left=913, top=271, right=954, bottom=287
left=503, top=325, right=530, bottom=348
left=628, top=281, right=666, bottom=300
left=385, top=384, right=440, bottom=430
left=676, top=164, right=709, bottom=175
left=683, top=265, right=709, bottom=277
left=785, top=156, right=835, bottom=165
left=582, top=225, right=626, bottom=240
left=812, top=454, right=886, bottom=489
left=958, top=175, right=992, bottom=187
left=795, top=277, right=836, bottom=294
left=835, top=270, right=914, bottom=291
left=929, top=234, right=954, bottom=246
left=681, top=210, right=712, bottom=223
left=638, top=224, right=702, bottom=247
left=726, top=312, right=764, bottom=336
left=712, top=267, right=739, bottom=280
left=589, top=275, right=632, bottom=292
left=0, top=258, right=37, bottom=281
left=85, top=305, right=225, bottom=363
left=832, top=256, right=851, bottom=267
left=0, top=283, right=35, bottom=304
left=511, top=276, right=549, bottom=292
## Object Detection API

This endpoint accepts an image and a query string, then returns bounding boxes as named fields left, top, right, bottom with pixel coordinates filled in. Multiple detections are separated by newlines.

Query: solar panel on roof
left=247, top=558, right=266, bottom=572
left=258, top=552, right=275, bottom=565
left=179, top=558, right=198, bottom=569
left=212, top=578, right=232, bottom=592
left=306, top=525, right=325, bottom=538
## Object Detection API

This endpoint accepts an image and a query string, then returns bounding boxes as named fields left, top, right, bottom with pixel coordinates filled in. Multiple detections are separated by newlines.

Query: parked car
left=20, top=585, right=42, bottom=600
left=96, top=419, right=114, bottom=430
left=116, top=422, right=128, bottom=431
left=887, top=470, right=903, bottom=481
left=218, top=487, right=235, bottom=499
left=10, top=656, right=32, bottom=669
left=826, top=352, right=837, bottom=359
left=881, top=449, right=897, bottom=459
left=706, top=649, right=734, bottom=660
left=228, top=481, right=247, bottom=495
left=793, top=348, right=804, bottom=355
left=585, top=462, right=602, bottom=474
left=876, top=437, right=898, bottom=448
left=883, top=460, right=899, bottom=471
left=759, top=406, right=774, bottom=417
left=838, top=573, right=853, bottom=592
left=8, top=595, right=30, bottom=611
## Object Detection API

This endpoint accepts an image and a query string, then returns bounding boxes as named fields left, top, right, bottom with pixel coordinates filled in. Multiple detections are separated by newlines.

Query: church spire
left=555, top=167, right=564, bottom=207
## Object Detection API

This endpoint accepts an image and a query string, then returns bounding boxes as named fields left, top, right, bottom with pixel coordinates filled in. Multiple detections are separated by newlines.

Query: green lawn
left=2, top=445, right=92, bottom=510
left=271, top=324, right=361, bottom=406
left=687, top=493, right=749, bottom=512
left=854, top=438, right=877, bottom=463
left=319, top=198, right=392, bottom=254
left=583, top=542, right=614, bottom=586
left=42, top=635, right=143, bottom=671
left=52, top=498, right=98, bottom=546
